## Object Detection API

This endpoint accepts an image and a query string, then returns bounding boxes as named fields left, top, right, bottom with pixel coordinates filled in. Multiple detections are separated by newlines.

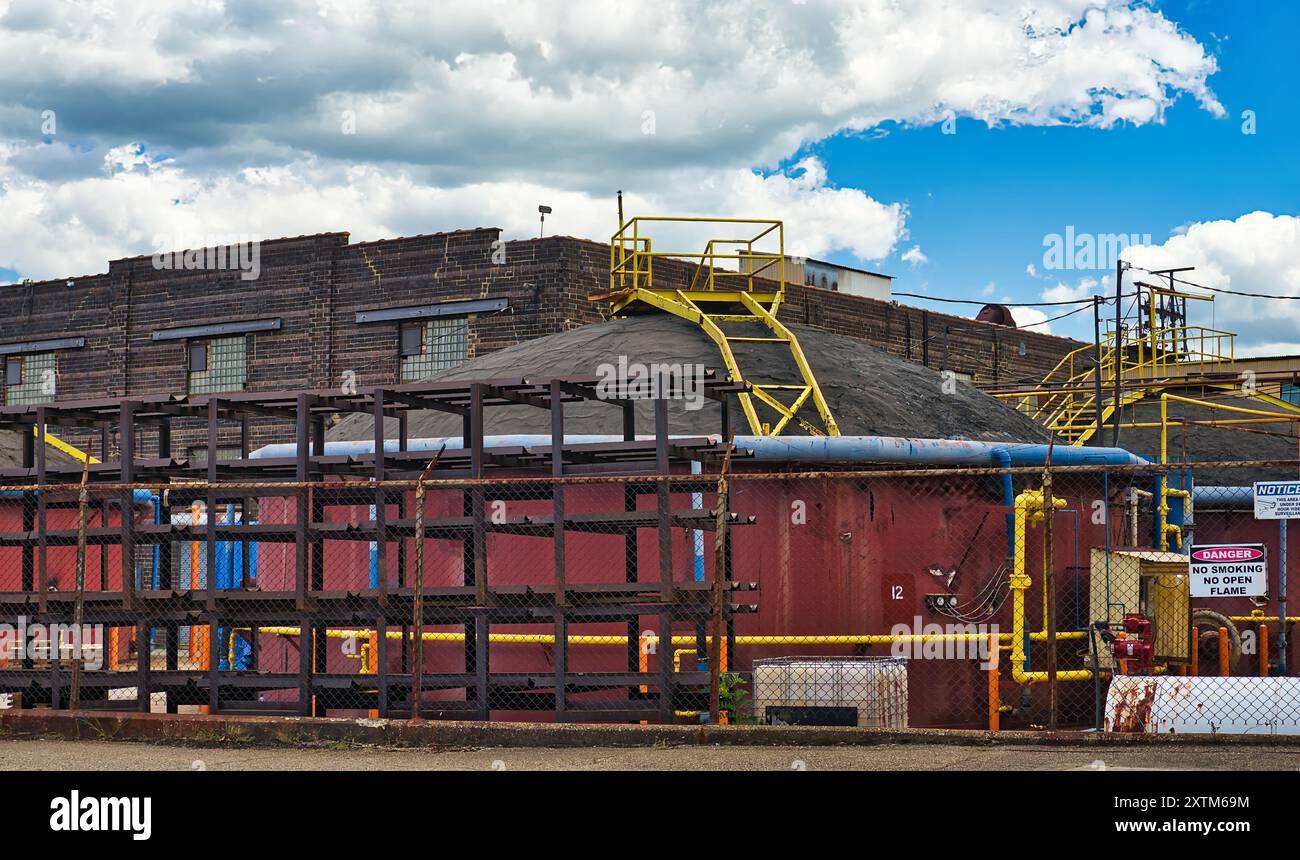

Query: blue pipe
left=252, top=434, right=1148, bottom=467
left=994, top=449, right=1015, bottom=562
left=1192, top=485, right=1254, bottom=506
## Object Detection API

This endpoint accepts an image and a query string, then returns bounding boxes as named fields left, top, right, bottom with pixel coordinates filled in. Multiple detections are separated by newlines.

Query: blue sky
left=809, top=0, right=1299, bottom=342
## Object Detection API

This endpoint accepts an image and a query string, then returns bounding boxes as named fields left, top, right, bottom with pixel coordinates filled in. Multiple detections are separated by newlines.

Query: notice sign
left=1189, top=544, right=1268, bottom=598
left=1254, top=482, right=1300, bottom=519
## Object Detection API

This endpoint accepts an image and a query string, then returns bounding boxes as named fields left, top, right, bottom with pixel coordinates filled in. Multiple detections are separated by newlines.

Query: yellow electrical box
left=1089, top=548, right=1191, bottom=669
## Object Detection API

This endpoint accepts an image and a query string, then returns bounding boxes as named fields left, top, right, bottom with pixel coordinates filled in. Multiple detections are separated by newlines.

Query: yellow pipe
left=246, top=627, right=1086, bottom=646
left=1010, top=489, right=1092, bottom=684
left=1230, top=613, right=1300, bottom=623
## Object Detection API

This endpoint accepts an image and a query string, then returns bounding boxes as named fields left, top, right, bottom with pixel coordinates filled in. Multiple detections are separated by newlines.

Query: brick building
left=0, top=227, right=1080, bottom=459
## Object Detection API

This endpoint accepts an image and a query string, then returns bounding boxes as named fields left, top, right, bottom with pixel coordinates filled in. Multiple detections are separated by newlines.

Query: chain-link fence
left=2, top=459, right=1299, bottom=733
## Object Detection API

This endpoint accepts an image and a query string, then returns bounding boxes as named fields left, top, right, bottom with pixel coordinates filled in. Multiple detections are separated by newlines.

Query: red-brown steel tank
left=725, top=466, right=1116, bottom=727
left=249, top=466, right=1124, bottom=726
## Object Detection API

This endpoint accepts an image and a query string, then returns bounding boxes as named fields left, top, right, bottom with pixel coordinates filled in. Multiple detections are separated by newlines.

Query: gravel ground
left=4, top=739, right=1300, bottom=771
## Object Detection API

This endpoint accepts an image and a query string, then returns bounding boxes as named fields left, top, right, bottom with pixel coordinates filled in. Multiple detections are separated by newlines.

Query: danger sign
left=1189, top=543, right=1267, bottom=598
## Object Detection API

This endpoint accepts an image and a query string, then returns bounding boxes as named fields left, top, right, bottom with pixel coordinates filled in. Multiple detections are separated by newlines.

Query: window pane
left=5, top=359, right=21, bottom=387
left=189, top=335, right=247, bottom=394
left=400, top=317, right=468, bottom=381
left=187, top=445, right=243, bottom=467
left=189, top=342, right=208, bottom=373
left=4, top=353, right=55, bottom=405
left=399, top=325, right=423, bottom=357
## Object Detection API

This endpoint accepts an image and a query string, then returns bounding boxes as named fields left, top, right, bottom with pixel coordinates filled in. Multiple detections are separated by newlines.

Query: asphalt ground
left=4, top=738, right=1299, bottom=770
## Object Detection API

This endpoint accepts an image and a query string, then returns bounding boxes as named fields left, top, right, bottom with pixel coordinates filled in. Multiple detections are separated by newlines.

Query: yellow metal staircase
left=594, top=216, right=840, bottom=436
left=1001, top=324, right=1238, bottom=445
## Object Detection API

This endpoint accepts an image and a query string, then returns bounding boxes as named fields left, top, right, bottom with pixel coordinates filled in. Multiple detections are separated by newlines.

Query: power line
left=1016, top=301, right=1095, bottom=330
left=892, top=291, right=1132, bottom=307
left=1128, top=265, right=1300, bottom=301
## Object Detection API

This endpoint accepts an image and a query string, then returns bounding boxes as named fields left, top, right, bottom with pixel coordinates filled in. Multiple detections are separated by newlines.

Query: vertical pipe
left=1190, top=625, right=1199, bottom=675
left=1260, top=622, right=1269, bottom=677
left=1218, top=627, right=1230, bottom=677
left=987, top=631, right=1000, bottom=732
left=1280, top=519, right=1289, bottom=675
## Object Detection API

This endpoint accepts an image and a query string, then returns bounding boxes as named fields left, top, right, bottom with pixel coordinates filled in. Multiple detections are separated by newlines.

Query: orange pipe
left=1219, top=627, right=1230, bottom=677
left=638, top=633, right=649, bottom=726
left=718, top=636, right=729, bottom=726
left=1260, top=623, right=1269, bottom=678
left=1190, top=625, right=1199, bottom=675
left=108, top=628, right=119, bottom=671
left=367, top=629, right=380, bottom=719
left=987, top=632, right=1000, bottom=732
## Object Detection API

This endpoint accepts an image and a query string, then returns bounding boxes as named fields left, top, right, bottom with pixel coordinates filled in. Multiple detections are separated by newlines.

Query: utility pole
left=1110, top=259, right=1126, bottom=447
left=1093, top=295, right=1105, bottom=443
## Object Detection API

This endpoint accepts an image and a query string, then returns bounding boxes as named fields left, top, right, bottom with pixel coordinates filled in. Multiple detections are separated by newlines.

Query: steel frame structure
left=0, top=375, right=757, bottom=722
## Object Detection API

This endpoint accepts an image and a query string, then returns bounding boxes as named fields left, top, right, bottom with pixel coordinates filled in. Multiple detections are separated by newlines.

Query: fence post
left=1043, top=466, right=1057, bottom=732
left=411, top=477, right=425, bottom=721
left=410, top=447, right=444, bottom=722
left=709, top=442, right=734, bottom=725
left=69, top=458, right=90, bottom=711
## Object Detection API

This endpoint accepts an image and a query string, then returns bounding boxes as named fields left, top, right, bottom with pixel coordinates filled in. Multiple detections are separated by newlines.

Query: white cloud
left=0, top=146, right=903, bottom=278
left=1123, top=212, right=1300, bottom=353
left=901, top=245, right=929, bottom=266
left=0, top=0, right=1225, bottom=280
left=1042, top=276, right=1100, bottom=303
left=1013, top=307, right=1053, bottom=335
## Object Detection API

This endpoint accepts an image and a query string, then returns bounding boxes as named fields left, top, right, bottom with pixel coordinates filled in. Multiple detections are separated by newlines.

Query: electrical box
left=1089, top=548, right=1191, bottom=670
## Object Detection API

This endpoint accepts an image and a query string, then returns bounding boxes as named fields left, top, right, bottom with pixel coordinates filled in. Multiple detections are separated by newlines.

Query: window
left=399, top=324, right=423, bottom=358
left=3, top=352, right=56, bottom=405
left=187, top=445, right=244, bottom=467
left=188, top=335, right=247, bottom=394
left=400, top=317, right=468, bottom=381
left=1282, top=383, right=1300, bottom=406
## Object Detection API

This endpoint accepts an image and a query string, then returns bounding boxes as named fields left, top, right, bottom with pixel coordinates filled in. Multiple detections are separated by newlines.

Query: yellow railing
left=609, top=216, right=785, bottom=297
left=599, top=215, right=839, bottom=436
left=992, top=324, right=1236, bottom=443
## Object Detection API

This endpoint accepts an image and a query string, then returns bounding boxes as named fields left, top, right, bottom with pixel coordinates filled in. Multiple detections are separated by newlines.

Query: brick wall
left=0, top=228, right=1080, bottom=457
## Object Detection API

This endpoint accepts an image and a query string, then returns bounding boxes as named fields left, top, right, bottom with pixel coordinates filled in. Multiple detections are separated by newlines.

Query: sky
left=0, top=0, right=1296, bottom=350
